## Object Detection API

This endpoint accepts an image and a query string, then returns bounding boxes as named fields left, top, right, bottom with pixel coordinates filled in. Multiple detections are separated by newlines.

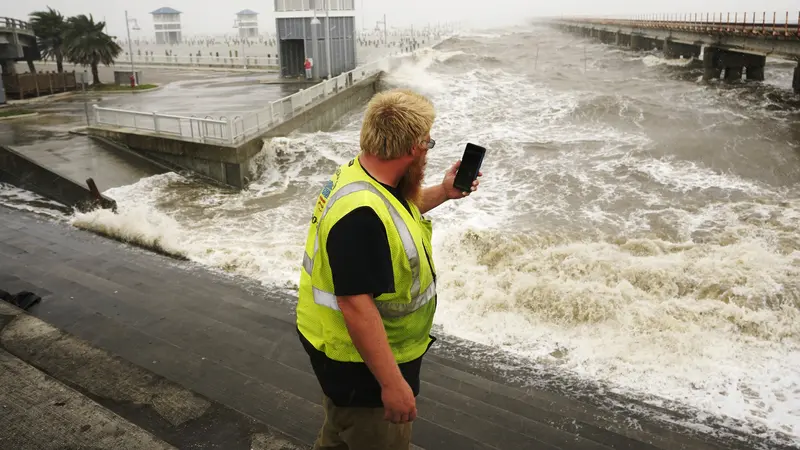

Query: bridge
left=550, top=12, right=800, bottom=92
left=0, top=17, right=40, bottom=74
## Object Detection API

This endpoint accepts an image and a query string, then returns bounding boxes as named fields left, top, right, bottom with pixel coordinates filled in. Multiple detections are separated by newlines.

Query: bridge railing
left=0, top=17, right=32, bottom=31
left=92, top=53, right=404, bottom=145
left=562, top=11, right=800, bottom=37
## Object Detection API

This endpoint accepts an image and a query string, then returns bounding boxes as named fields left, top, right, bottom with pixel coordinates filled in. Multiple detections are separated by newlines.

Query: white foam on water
left=0, top=183, right=69, bottom=220
left=431, top=207, right=800, bottom=438
left=71, top=43, right=800, bottom=442
left=642, top=54, right=696, bottom=67
left=72, top=205, right=189, bottom=258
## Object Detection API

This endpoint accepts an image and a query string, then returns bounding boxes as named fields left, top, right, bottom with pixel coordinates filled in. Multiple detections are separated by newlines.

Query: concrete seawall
left=261, top=74, right=380, bottom=138
left=88, top=73, right=381, bottom=188
left=0, top=145, right=116, bottom=212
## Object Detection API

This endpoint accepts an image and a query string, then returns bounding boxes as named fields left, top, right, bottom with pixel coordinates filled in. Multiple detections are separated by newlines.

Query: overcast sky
left=8, top=1, right=799, bottom=37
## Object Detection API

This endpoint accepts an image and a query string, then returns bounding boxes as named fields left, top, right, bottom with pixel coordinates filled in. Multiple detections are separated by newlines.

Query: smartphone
left=453, top=143, right=486, bottom=192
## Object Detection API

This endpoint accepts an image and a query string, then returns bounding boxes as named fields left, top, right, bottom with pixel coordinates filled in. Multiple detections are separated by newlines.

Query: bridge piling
left=703, top=47, right=766, bottom=82
left=703, top=47, right=723, bottom=80
left=630, top=34, right=649, bottom=51
left=793, top=63, right=800, bottom=93
left=662, top=40, right=701, bottom=59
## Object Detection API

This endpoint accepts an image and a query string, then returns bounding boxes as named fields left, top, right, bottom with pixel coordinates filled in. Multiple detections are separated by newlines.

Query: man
left=296, top=89, right=481, bottom=450
left=304, top=57, right=313, bottom=80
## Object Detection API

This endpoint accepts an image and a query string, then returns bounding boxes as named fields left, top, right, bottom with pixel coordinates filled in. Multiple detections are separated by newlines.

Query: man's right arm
left=337, top=294, right=417, bottom=424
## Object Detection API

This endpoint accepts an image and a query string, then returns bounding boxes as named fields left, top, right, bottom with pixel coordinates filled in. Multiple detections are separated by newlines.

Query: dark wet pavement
left=1, top=69, right=305, bottom=191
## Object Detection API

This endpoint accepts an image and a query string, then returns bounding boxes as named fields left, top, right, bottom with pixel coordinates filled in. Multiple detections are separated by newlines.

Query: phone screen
left=453, top=143, right=486, bottom=192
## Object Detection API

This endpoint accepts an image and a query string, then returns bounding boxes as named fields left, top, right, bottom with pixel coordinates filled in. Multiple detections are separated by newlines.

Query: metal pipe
left=773, top=11, right=776, bottom=36
left=785, top=11, right=789, bottom=36
left=325, top=0, right=332, bottom=79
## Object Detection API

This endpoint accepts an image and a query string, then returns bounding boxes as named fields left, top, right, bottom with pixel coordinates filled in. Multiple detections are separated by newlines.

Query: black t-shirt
left=299, top=165, right=433, bottom=408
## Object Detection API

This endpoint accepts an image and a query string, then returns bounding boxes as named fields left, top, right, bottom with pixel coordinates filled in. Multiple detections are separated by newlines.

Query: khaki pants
left=313, top=396, right=412, bottom=450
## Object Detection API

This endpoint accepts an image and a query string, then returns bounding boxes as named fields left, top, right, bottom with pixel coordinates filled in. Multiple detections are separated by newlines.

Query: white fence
left=128, top=54, right=280, bottom=68
left=93, top=53, right=406, bottom=145
left=93, top=107, right=231, bottom=143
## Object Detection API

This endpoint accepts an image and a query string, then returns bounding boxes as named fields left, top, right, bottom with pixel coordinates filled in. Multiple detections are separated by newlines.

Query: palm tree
left=29, top=7, right=68, bottom=73
left=64, top=14, right=121, bottom=85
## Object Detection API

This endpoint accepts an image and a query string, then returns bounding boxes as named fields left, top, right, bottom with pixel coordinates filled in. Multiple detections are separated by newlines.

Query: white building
left=235, top=10, right=259, bottom=38
left=274, top=0, right=356, bottom=79
left=150, top=7, right=182, bottom=44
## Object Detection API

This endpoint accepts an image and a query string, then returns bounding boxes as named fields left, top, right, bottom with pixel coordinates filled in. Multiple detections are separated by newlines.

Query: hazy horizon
left=7, top=1, right=799, bottom=38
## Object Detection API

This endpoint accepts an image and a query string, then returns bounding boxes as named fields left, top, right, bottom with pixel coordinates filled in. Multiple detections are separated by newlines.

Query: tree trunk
left=56, top=51, right=64, bottom=73
left=91, top=63, right=100, bottom=85
left=26, top=60, right=36, bottom=74
left=1, top=59, right=16, bottom=75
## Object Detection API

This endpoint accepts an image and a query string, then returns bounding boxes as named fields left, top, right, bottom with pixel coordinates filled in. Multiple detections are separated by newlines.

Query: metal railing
left=93, top=106, right=231, bottom=143
left=128, top=54, right=280, bottom=67
left=561, top=11, right=800, bottom=37
left=92, top=53, right=406, bottom=145
left=0, top=17, right=32, bottom=31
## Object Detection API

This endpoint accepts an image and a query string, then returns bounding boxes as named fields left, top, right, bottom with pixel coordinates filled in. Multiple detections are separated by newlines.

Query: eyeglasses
left=383, top=137, right=436, bottom=153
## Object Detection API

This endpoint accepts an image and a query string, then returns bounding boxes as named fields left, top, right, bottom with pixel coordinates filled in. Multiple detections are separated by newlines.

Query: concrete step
left=0, top=347, right=174, bottom=450
left=0, top=302, right=304, bottom=450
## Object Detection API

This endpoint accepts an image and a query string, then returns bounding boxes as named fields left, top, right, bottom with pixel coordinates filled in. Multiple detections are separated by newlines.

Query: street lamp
left=375, top=14, right=387, bottom=45
left=125, top=11, right=140, bottom=86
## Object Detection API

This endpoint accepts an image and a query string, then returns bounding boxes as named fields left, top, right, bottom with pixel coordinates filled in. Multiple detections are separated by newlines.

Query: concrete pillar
left=663, top=40, right=702, bottom=59
left=724, top=66, right=743, bottom=82
left=703, top=47, right=722, bottom=81
left=615, top=32, right=621, bottom=46
left=704, top=47, right=767, bottom=83
left=746, top=65, right=765, bottom=81
left=630, top=35, right=647, bottom=51
left=793, top=64, right=800, bottom=94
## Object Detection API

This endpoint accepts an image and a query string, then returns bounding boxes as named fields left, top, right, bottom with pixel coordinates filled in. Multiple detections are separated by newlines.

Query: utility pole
left=81, top=70, right=90, bottom=126
left=310, top=0, right=320, bottom=80
left=383, top=14, right=387, bottom=45
left=325, top=0, right=332, bottom=79
left=125, top=11, right=138, bottom=86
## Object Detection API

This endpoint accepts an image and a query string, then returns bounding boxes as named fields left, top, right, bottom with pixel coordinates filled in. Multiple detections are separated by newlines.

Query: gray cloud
left=7, top=0, right=799, bottom=37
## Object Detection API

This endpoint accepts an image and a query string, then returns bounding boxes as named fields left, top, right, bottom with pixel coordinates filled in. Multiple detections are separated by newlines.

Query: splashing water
left=11, top=26, right=800, bottom=443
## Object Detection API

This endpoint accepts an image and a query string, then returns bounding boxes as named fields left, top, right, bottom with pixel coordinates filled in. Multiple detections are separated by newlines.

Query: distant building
left=274, top=0, right=356, bottom=79
left=150, top=7, right=182, bottom=44
left=236, top=10, right=259, bottom=38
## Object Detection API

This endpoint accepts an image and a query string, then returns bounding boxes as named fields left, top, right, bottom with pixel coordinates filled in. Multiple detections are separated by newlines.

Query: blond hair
left=360, top=89, right=435, bottom=160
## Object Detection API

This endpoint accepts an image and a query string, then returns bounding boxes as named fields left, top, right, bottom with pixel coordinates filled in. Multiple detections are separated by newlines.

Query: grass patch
left=89, top=83, right=158, bottom=92
left=0, top=109, right=35, bottom=118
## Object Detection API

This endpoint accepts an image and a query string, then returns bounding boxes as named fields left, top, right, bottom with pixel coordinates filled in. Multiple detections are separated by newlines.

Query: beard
left=399, top=153, right=427, bottom=207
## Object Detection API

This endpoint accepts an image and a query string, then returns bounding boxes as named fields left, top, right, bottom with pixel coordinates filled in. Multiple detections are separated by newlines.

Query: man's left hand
left=441, top=160, right=482, bottom=200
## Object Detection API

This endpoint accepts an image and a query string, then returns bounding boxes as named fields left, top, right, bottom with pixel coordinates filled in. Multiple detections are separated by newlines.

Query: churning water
left=7, top=24, right=800, bottom=444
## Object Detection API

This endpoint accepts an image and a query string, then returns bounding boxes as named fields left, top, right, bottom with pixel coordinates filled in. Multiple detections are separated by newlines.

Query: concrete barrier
left=0, top=145, right=116, bottom=212
left=261, top=73, right=380, bottom=138
left=88, top=73, right=381, bottom=188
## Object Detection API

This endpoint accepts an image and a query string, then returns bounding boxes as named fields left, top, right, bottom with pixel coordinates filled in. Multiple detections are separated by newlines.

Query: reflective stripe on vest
left=302, top=181, right=435, bottom=318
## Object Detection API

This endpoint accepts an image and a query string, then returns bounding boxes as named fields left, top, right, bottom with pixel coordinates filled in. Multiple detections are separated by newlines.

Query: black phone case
left=453, top=145, right=485, bottom=192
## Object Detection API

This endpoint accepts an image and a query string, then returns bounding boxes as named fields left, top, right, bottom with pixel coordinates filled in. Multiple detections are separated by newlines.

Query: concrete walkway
left=0, top=207, right=780, bottom=450
left=0, top=346, right=175, bottom=450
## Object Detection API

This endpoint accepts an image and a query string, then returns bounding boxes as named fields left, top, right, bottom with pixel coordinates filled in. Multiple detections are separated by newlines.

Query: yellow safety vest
left=297, top=155, right=437, bottom=364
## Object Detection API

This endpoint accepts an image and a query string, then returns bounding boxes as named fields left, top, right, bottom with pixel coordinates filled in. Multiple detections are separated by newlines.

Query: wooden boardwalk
left=0, top=206, right=775, bottom=450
